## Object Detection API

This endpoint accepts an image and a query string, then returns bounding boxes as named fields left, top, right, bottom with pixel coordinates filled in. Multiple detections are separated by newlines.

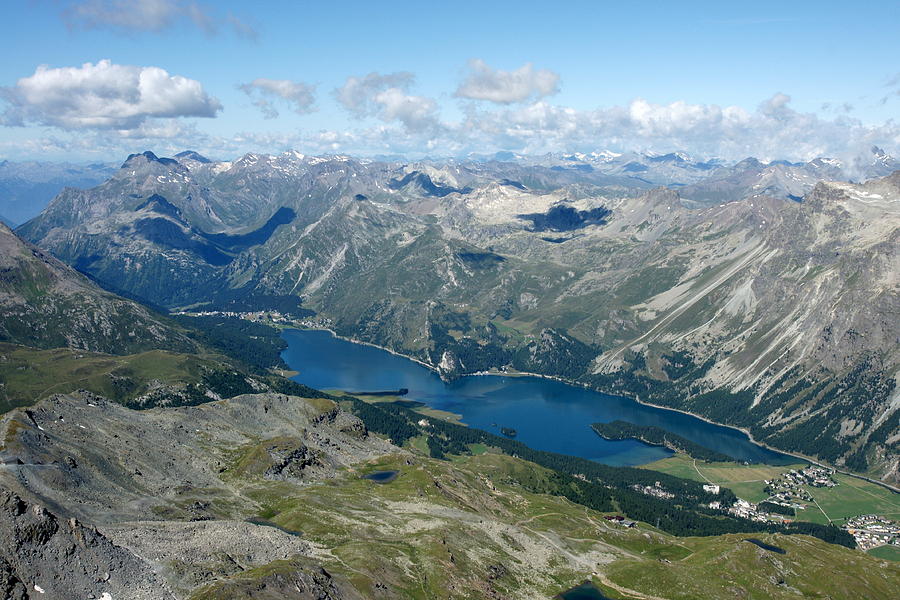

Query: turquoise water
left=282, top=329, right=794, bottom=467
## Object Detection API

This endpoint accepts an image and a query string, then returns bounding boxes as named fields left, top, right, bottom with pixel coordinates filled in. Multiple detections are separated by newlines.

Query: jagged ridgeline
left=16, top=150, right=900, bottom=484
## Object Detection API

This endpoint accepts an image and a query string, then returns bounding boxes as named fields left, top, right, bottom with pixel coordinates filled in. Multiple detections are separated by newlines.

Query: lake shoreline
left=283, top=326, right=899, bottom=493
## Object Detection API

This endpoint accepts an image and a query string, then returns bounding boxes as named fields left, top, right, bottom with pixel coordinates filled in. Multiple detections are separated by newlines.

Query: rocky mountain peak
left=174, top=150, right=211, bottom=164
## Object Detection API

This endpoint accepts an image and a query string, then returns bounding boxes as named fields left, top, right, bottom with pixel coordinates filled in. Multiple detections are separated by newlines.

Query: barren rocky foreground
left=1, top=391, right=898, bottom=599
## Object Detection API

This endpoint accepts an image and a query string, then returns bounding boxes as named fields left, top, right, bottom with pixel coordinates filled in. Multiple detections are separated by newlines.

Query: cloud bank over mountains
left=1, top=57, right=898, bottom=164
left=0, top=60, right=221, bottom=132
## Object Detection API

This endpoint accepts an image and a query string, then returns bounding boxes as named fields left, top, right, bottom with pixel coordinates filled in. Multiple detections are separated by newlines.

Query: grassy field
left=641, top=454, right=900, bottom=525
left=197, top=442, right=900, bottom=599
left=0, top=343, right=219, bottom=412
left=867, top=544, right=900, bottom=562
left=641, top=454, right=806, bottom=503
left=804, top=473, right=900, bottom=525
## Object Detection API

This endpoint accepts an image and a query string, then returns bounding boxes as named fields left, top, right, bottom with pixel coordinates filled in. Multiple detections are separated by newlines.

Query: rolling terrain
left=1, top=197, right=898, bottom=596
left=1, top=390, right=897, bottom=599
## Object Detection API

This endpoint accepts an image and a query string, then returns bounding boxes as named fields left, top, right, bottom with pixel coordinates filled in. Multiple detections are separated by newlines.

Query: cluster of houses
left=763, top=466, right=837, bottom=505
left=845, top=515, right=900, bottom=551
left=631, top=481, right=675, bottom=500
left=727, top=499, right=797, bottom=523
left=295, top=316, right=334, bottom=328
left=177, top=309, right=334, bottom=329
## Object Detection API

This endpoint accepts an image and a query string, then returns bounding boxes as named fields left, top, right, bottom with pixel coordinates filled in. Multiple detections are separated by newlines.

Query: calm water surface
left=282, top=329, right=794, bottom=467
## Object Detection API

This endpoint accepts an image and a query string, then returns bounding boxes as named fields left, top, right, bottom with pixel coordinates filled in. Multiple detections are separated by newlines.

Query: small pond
left=557, top=581, right=613, bottom=599
left=363, top=470, right=400, bottom=483
left=744, top=538, right=786, bottom=554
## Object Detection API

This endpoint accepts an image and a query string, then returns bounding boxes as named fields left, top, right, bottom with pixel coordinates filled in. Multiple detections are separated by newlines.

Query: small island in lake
left=348, top=388, right=409, bottom=397
left=591, top=420, right=737, bottom=463
left=500, top=427, right=517, bottom=438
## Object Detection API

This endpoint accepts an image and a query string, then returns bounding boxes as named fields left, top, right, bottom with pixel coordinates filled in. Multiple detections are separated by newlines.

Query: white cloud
left=239, top=78, right=316, bottom=119
left=0, top=60, right=222, bottom=131
left=450, top=94, right=900, bottom=164
left=372, top=89, right=438, bottom=132
left=62, top=0, right=257, bottom=38
left=455, top=59, right=560, bottom=104
left=334, top=72, right=439, bottom=132
left=334, top=72, right=415, bottom=116
left=3, top=69, right=898, bottom=169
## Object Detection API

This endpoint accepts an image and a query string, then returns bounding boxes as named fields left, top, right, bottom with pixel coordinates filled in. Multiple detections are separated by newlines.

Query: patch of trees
left=266, top=376, right=332, bottom=399
left=591, top=420, right=736, bottom=463
left=202, top=370, right=255, bottom=398
left=426, top=309, right=514, bottom=375
left=204, top=293, right=315, bottom=318
left=758, top=501, right=795, bottom=516
left=511, top=329, right=598, bottom=380
left=661, top=351, right=696, bottom=381
left=174, top=314, right=288, bottom=371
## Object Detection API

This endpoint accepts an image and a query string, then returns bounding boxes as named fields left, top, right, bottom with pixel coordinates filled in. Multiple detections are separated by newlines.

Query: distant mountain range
left=0, top=159, right=116, bottom=226
left=15, top=148, right=900, bottom=484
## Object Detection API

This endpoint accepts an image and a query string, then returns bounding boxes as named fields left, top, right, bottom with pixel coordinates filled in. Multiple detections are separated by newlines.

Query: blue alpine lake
left=282, top=329, right=795, bottom=467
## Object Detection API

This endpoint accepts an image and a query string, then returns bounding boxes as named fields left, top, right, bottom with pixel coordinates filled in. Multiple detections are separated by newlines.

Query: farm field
left=641, top=454, right=806, bottom=503
left=641, top=454, right=900, bottom=525
left=867, top=545, right=900, bottom=562
left=803, top=474, right=900, bottom=525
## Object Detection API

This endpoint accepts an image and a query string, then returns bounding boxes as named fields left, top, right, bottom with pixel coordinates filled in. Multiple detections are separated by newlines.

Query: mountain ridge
left=17, top=150, right=900, bottom=483
left=0, top=221, right=197, bottom=354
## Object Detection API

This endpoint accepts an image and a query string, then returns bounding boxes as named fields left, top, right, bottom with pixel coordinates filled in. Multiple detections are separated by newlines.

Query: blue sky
left=1, top=0, right=898, bottom=162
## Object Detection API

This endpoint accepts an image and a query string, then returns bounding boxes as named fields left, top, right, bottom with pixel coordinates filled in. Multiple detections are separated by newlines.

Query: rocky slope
left=0, top=221, right=196, bottom=354
left=1, top=391, right=897, bottom=599
left=0, top=489, right=173, bottom=599
left=17, top=151, right=900, bottom=481
left=0, top=391, right=387, bottom=597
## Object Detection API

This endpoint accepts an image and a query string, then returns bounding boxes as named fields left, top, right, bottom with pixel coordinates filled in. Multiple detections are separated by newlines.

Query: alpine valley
left=1, top=147, right=899, bottom=599
left=17, top=148, right=900, bottom=483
